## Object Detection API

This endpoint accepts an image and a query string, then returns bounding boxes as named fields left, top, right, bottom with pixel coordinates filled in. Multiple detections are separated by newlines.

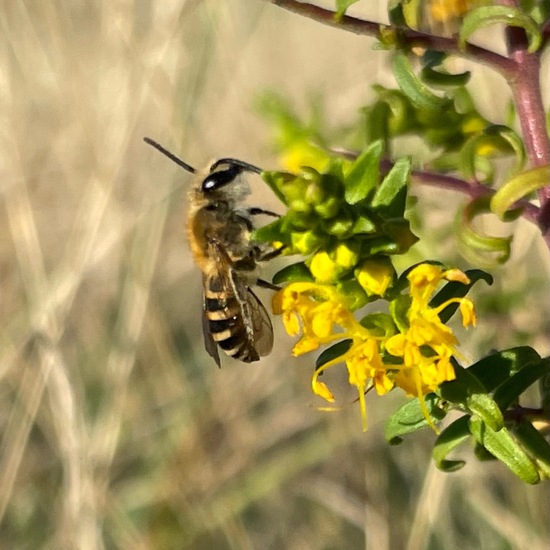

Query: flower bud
left=355, top=257, right=395, bottom=297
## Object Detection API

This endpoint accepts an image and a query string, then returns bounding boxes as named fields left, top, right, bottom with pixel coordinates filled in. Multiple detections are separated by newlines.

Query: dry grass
left=0, top=1, right=549, bottom=549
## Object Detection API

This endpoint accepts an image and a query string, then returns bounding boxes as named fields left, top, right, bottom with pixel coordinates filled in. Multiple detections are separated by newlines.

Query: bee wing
left=204, top=239, right=273, bottom=363
left=245, top=288, right=273, bottom=357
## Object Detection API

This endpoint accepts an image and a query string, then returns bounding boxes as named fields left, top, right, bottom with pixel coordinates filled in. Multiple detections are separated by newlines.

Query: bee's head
left=143, top=138, right=264, bottom=202
left=201, top=158, right=263, bottom=200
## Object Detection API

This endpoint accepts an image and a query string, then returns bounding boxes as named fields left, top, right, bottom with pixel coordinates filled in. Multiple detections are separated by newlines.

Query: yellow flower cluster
left=272, top=264, right=477, bottom=431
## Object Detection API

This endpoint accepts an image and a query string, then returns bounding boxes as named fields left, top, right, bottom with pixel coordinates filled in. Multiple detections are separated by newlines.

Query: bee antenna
left=210, top=158, right=263, bottom=175
left=143, top=137, right=196, bottom=174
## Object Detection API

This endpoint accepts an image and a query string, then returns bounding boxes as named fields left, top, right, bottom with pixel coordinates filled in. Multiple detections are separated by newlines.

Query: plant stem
left=409, top=168, right=540, bottom=224
left=266, top=0, right=516, bottom=75
left=504, top=23, right=550, bottom=236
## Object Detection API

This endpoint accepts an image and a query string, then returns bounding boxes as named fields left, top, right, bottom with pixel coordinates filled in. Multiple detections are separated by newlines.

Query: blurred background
left=1, top=1, right=549, bottom=548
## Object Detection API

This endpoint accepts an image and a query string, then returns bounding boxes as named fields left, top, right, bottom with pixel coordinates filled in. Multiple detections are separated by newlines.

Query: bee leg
left=258, top=245, right=286, bottom=262
left=247, top=207, right=280, bottom=218
left=257, top=279, right=281, bottom=291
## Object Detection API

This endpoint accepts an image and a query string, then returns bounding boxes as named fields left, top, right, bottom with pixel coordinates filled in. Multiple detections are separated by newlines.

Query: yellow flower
left=273, top=263, right=478, bottom=432
left=459, top=299, right=477, bottom=327
left=385, top=264, right=477, bottom=431
left=274, top=282, right=384, bottom=430
left=429, top=0, right=473, bottom=23
left=311, top=336, right=390, bottom=432
left=272, top=282, right=360, bottom=356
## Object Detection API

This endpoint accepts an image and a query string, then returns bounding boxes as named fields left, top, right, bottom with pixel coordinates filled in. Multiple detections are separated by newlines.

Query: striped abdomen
left=203, top=275, right=260, bottom=363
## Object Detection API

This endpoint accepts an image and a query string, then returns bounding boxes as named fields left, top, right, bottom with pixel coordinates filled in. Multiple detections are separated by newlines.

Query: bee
left=144, top=137, right=280, bottom=366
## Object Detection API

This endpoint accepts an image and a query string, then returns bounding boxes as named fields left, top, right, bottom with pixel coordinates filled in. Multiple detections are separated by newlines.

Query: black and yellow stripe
left=204, top=286, right=259, bottom=362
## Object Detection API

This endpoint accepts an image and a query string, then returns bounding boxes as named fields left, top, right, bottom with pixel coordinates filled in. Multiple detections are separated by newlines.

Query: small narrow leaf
left=385, top=394, right=445, bottom=444
left=420, top=67, right=471, bottom=89
left=252, top=218, right=287, bottom=244
left=461, top=125, right=525, bottom=181
left=469, top=416, right=540, bottom=484
left=438, top=363, right=488, bottom=406
left=315, top=339, right=352, bottom=370
left=372, top=157, right=411, bottom=217
left=261, top=171, right=293, bottom=205
left=460, top=6, right=542, bottom=53
left=359, top=312, right=397, bottom=338
left=493, top=358, right=550, bottom=410
left=272, top=261, right=313, bottom=284
left=393, top=52, right=450, bottom=111
left=513, top=421, right=550, bottom=479
left=336, top=279, right=369, bottom=311
left=468, top=347, right=541, bottom=391
left=467, top=393, right=504, bottom=431
left=459, top=197, right=513, bottom=265
left=335, top=0, right=361, bottom=20
left=490, top=165, right=550, bottom=219
left=433, top=416, right=471, bottom=472
left=389, top=295, right=411, bottom=333
left=344, top=141, right=383, bottom=204
left=541, top=371, right=550, bottom=414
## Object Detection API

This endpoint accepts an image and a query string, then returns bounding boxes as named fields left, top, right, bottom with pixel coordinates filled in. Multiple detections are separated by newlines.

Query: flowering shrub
left=258, top=0, right=550, bottom=484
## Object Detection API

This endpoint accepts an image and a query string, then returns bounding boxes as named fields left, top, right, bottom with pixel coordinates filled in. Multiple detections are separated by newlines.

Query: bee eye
left=202, top=167, right=241, bottom=192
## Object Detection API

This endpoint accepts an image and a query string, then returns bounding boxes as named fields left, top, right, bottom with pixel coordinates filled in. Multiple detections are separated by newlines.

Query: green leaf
left=420, top=66, right=471, bottom=89
left=541, top=370, right=550, bottom=414
left=469, top=416, right=540, bottom=484
left=344, top=141, right=383, bottom=204
left=419, top=51, right=471, bottom=90
left=460, top=125, right=526, bottom=181
left=460, top=6, right=542, bottom=53
left=438, top=363, right=488, bottom=407
left=468, top=347, right=541, bottom=391
left=315, top=339, right=352, bottom=370
left=335, top=0, right=361, bottom=20
left=430, top=268, right=493, bottom=324
left=512, top=420, right=550, bottom=479
left=393, top=52, right=451, bottom=111
left=364, top=101, right=390, bottom=145
left=369, top=87, right=417, bottom=136
left=336, top=279, right=369, bottom=311
left=359, top=312, right=397, bottom=338
left=261, top=171, right=294, bottom=205
left=272, top=261, right=313, bottom=284
left=289, top=229, right=326, bottom=255
left=433, top=416, right=471, bottom=472
left=322, top=213, right=354, bottom=238
left=380, top=219, right=419, bottom=252
left=389, top=295, right=411, bottom=333
left=252, top=218, right=287, bottom=243
left=491, top=126, right=526, bottom=170
left=490, top=165, right=550, bottom=219
left=493, top=357, right=550, bottom=410
left=360, top=236, right=399, bottom=256
left=397, top=0, right=420, bottom=29
left=350, top=214, right=377, bottom=235
left=458, top=196, right=513, bottom=266
left=385, top=394, right=445, bottom=444
left=371, top=157, right=411, bottom=217
left=467, top=393, right=504, bottom=432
